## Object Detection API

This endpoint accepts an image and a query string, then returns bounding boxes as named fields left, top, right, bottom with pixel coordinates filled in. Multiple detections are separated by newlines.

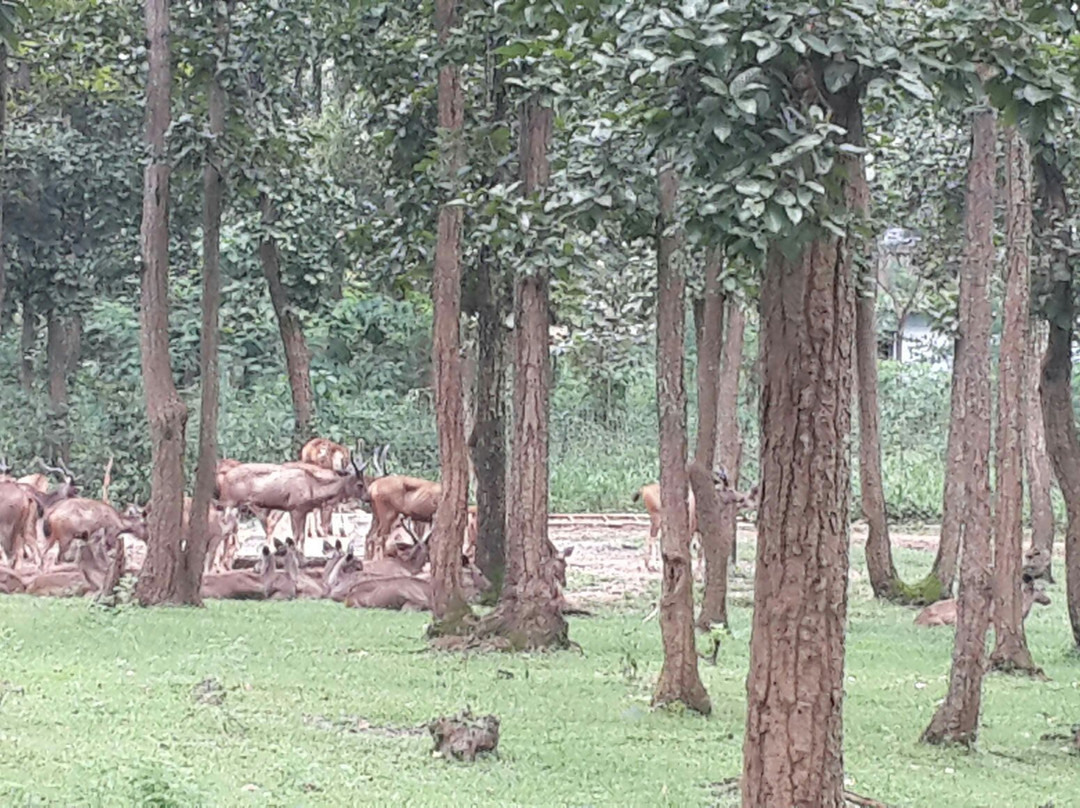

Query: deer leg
left=643, top=519, right=659, bottom=573
left=290, top=509, right=309, bottom=555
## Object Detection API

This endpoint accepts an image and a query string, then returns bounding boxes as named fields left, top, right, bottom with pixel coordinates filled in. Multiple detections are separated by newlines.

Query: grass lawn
left=0, top=544, right=1077, bottom=807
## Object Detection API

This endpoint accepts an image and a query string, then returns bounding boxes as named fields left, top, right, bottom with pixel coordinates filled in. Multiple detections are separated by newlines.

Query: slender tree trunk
left=741, top=84, right=857, bottom=808
left=715, top=301, right=745, bottom=569
left=989, top=123, right=1039, bottom=674
left=470, top=245, right=508, bottom=595
left=134, top=0, right=191, bottom=607
left=1025, top=324, right=1055, bottom=580
left=474, top=99, right=566, bottom=650
left=184, top=0, right=229, bottom=605
left=428, top=0, right=471, bottom=632
left=45, top=311, right=80, bottom=463
left=922, top=103, right=996, bottom=746
left=259, top=193, right=314, bottom=453
left=1036, top=154, right=1080, bottom=649
left=312, top=59, right=322, bottom=116
left=857, top=268, right=900, bottom=597
left=695, top=252, right=732, bottom=630
left=19, top=293, right=34, bottom=391
left=651, top=159, right=710, bottom=714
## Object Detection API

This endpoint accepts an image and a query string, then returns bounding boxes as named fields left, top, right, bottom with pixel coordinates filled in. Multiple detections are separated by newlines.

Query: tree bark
left=694, top=250, right=729, bottom=630
left=45, top=311, right=80, bottom=463
left=184, top=0, right=229, bottom=606
left=741, top=84, right=856, bottom=808
left=134, top=0, right=191, bottom=607
left=428, top=0, right=471, bottom=632
left=922, top=104, right=996, bottom=746
left=714, top=301, right=745, bottom=570
left=259, top=192, right=314, bottom=453
left=470, top=245, right=508, bottom=595
left=0, top=41, right=6, bottom=329
left=989, top=123, right=1039, bottom=674
left=473, top=99, right=567, bottom=650
left=19, top=292, right=34, bottom=390
left=1036, top=154, right=1080, bottom=649
left=651, top=159, right=710, bottom=714
left=1025, top=318, right=1055, bottom=581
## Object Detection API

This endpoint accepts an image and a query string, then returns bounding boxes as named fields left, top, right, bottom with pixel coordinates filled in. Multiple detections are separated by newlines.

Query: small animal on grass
left=914, top=577, right=1050, bottom=627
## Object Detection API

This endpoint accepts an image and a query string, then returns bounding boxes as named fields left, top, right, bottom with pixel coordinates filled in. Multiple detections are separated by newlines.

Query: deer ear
left=261, top=546, right=271, bottom=557
left=323, top=541, right=333, bottom=553
left=335, top=540, right=342, bottom=551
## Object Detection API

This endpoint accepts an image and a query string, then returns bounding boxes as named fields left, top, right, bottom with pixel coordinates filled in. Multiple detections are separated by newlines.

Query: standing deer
left=0, top=481, right=41, bottom=569
left=299, top=437, right=351, bottom=539
left=215, top=458, right=371, bottom=551
left=633, top=467, right=755, bottom=572
left=361, top=446, right=442, bottom=560
left=42, top=498, right=148, bottom=566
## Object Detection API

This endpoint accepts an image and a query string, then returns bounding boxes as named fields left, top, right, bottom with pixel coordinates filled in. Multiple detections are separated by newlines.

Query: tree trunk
left=694, top=250, right=729, bottom=631
left=0, top=41, right=6, bottom=330
left=428, top=0, right=471, bottom=633
left=989, top=123, right=1039, bottom=674
left=1025, top=323, right=1055, bottom=581
left=1036, top=154, right=1080, bottom=650
left=922, top=104, right=996, bottom=746
left=259, top=192, right=314, bottom=453
left=134, top=0, right=191, bottom=607
left=184, top=0, right=229, bottom=605
left=714, top=301, right=745, bottom=569
left=19, top=293, right=34, bottom=391
left=741, top=86, right=857, bottom=808
left=45, top=311, right=80, bottom=463
left=471, top=245, right=508, bottom=595
left=651, top=159, right=710, bottom=714
left=473, top=99, right=567, bottom=650
left=312, top=59, right=322, bottom=116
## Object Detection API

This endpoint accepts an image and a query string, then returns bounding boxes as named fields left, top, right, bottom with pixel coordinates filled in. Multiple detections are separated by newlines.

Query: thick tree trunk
left=259, top=193, right=314, bottom=453
left=0, top=42, right=6, bottom=329
left=741, top=85, right=857, bottom=808
left=474, top=100, right=566, bottom=650
left=1037, top=155, right=1080, bottom=649
left=1025, top=323, right=1055, bottom=581
left=428, top=0, right=471, bottom=632
left=694, top=251, right=728, bottom=631
left=45, top=311, right=80, bottom=463
left=470, top=245, right=508, bottom=595
left=922, top=105, right=996, bottom=746
left=652, top=160, right=710, bottom=714
left=184, top=0, right=229, bottom=605
left=19, top=293, right=34, bottom=390
left=134, top=0, right=191, bottom=607
left=989, top=124, right=1038, bottom=674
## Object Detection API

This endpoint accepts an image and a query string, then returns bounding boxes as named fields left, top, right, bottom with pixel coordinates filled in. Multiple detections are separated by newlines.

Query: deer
left=914, top=577, right=1051, bottom=627
left=42, top=497, right=148, bottom=567
left=344, top=575, right=432, bottom=611
left=258, top=539, right=299, bottom=600
left=299, top=437, right=352, bottom=539
left=182, top=496, right=240, bottom=573
left=362, top=445, right=442, bottom=560
left=215, top=457, right=371, bottom=552
left=0, top=481, right=41, bottom=569
left=24, top=531, right=113, bottom=597
left=633, top=467, right=756, bottom=572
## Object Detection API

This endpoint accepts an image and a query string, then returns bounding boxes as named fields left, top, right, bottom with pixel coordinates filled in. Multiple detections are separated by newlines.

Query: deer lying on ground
left=42, top=497, right=148, bottom=567
left=914, top=578, right=1051, bottom=627
left=216, top=457, right=370, bottom=550
left=633, top=467, right=756, bottom=572
left=0, top=563, right=28, bottom=593
left=258, top=539, right=299, bottom=600
left=24, top=531, right=116, bottom=597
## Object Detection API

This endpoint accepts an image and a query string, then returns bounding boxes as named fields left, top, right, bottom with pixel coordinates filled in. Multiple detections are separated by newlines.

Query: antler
left=0, top=456, right=9, bottom=475
left=379, top=444, right=391, bottom=476
left=38, top=457, right=66, bottom=478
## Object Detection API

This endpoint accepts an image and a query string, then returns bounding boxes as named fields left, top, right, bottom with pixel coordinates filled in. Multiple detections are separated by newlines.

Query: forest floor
left=1, top=518, right=1077, bottom=807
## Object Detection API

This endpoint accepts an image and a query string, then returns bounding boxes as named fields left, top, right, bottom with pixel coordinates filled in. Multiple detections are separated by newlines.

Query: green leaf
left=712, top=120, right=732, bottom=143
left=785, top=205, right=804, bottom=225
left=1021, top=85, right=1055, bottom=105
left=824, top=62, right=857, bottom=93
left=735, top=178, right=762, bottom=196
left=701, top=76, right=727, bottom=95
left=757, top=40, right=781, bottom=63
left=896, top=72, right=933, bottom=102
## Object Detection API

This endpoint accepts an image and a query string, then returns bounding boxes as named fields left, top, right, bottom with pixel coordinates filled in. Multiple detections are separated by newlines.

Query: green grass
left=0, top=544, right=1077, bottom=807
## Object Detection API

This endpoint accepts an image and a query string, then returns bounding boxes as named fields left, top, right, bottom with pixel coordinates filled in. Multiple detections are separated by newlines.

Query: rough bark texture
left=259, top=193, right=314, bottom=454
left=45, top=311, right=80, bottom=463
left=651, top=160, right=710, bottom=714
left=922, top=105, right=996, bottom=745
left=989, top=124, right=1038, bottom=674
left=134, top=0, right=192, bottom=607
left=1037, top=155, right=1080, bottom=649
left=473, top=100, right=566, bottom=650
left=693, top=250, right=727, bottom=631
left=851, top=97, right=898, bottom=600
left=185, top=1, right=229, bottom=606
left=715, top=300, right=745, bottom=571
left=1025, top=323, right=1054, bottom=581
left=0, top=41, right=6, bottom=327
left=741, top=84, right=856, bottom=808
left=428, top=0, right=471, bottom=632
left=470, top=245, right=508, bottom=595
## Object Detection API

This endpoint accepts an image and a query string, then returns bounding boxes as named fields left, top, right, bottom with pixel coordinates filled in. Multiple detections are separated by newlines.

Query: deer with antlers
left=215, top=454, right=371, bottom=550
left=360, top=445, right=444, bottom=560
left=633, top=466, right=757, bottom=572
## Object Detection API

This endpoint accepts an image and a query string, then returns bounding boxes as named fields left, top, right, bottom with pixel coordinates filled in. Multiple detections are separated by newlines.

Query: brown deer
left=42, top=498, right=148, bottom=567
left=0, top=564, right=28, bottom=593
left=633, top=467, right=755, bottom=572
left=914, top=578, right=1051, bottom=627
left=216, top=458, right=370, bottom=551
left=24, top=533, right=110, bottom=597
left=362, top=446, right=441, bottom=560
left=258, top=540, right=298, bottom=600
left=182, top=497, right=240, bottom=573
left=0, top=481, right=40, bottom=569
left=344, top=575, right=432, bottom=611
left=299, top=437, right=351, bottom=539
